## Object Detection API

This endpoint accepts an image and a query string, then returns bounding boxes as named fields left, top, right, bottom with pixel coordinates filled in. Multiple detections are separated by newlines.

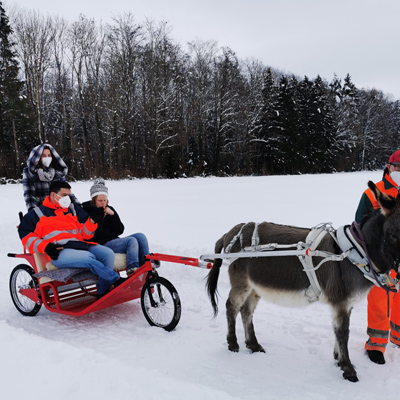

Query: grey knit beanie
left=90, top=178, right=108, bottom=198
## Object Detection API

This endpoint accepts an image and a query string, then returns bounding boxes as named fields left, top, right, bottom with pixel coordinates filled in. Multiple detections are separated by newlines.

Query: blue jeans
left=52, top=245, right=120, bottom=295
left=104, top=233, right=149, bottom=270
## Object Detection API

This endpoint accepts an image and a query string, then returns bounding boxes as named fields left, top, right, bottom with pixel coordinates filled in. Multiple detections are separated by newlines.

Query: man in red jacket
left=18, top=180, right=126, bottom=298
left=355, top=150, right=400, bottom=364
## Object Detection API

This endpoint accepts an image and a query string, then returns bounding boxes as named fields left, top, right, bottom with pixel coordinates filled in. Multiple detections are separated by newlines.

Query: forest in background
left=1, top=3, right=400, bottom=180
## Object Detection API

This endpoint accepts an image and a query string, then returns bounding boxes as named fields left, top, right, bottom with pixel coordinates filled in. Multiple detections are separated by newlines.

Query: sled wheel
left=10, top=264, right=42, bottom=316
left=141, top=276, right=181, bottom=331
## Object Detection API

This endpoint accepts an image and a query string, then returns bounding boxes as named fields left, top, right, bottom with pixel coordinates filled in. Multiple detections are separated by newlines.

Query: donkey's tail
left=206, top=236, right=224, bottom=317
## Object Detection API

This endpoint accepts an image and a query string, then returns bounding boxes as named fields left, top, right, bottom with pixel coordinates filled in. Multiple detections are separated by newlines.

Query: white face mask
left=57, top=195, right=71, bottom=209
left=42, top=156, right=52, bottom=168
left=391, top=171, right=400, bottom=186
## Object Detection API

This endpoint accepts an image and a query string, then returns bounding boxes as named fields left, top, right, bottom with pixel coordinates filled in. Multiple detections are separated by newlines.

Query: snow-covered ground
left=1, top=171, right=399, bottom=400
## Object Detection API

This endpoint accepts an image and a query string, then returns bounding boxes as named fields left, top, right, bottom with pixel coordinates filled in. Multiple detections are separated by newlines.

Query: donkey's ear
left=368, top=180, right=396, bottom=215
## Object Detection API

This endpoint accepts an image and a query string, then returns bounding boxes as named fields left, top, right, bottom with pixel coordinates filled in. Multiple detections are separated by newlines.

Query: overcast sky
left=5, top=0, right=400, bottom=100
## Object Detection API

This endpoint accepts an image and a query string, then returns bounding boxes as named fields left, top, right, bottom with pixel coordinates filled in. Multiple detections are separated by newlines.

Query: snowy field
left=1, top=171, right=399, bottom=400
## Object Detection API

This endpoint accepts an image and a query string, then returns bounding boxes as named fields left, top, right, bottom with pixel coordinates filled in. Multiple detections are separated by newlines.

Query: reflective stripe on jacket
left=18, top=196, right=96, bottom=254
left=357, top=172, right=400, bottom=353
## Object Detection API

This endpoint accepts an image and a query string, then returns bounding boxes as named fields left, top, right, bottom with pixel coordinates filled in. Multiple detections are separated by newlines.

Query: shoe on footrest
left=366, top=350, right=385, bottom=364
left=127, top=267, right=139, bottom=277
left=146, top=253, right=160, bottom=268
left=96, top=290, right=110, bottom=300
left=112, top=277, right=128, bottom=289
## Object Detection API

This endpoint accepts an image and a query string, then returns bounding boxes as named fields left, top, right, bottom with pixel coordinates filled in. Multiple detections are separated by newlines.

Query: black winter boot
left=366, top=350, right=385, bottom=364
left=96, top=290, right=110, bottom=300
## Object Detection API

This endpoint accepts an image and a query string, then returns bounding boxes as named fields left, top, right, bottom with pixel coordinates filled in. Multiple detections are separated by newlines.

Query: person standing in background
left=355, top=150, right=400, bottom=365
left=22, top=143, right=79, bottom=211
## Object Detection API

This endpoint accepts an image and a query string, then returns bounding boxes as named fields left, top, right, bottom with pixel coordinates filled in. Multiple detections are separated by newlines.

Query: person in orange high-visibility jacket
left=355, top=150, right=400, bottom=365
left=18, top=180, right=126, bottom=298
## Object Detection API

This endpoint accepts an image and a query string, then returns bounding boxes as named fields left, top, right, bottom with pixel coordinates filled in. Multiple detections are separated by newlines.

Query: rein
left=350, top=221, right=397, bottom=293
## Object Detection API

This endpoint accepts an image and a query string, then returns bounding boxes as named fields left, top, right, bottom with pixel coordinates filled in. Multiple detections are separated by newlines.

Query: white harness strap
left=218, top=222, right=355, bottom=302
left=225, top=224, right=246, bottom=253
left=225, top=222, right=336, bottom=301
left=298, top=226, right=327, bottom=301
left=225, top=222, right=258, bottom=253
left=251, top=223, right=260, bottom=247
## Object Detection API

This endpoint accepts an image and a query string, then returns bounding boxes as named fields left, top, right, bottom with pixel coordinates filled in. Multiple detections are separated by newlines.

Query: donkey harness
left=200, top=222, right=399, bottom=302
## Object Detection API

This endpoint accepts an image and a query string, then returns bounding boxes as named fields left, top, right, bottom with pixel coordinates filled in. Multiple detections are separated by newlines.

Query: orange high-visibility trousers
left=365, top=279, right=400, bottom=353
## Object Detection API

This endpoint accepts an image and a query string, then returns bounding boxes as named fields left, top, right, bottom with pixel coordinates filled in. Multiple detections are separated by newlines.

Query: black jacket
left=81, top=201, right=124, bottom=245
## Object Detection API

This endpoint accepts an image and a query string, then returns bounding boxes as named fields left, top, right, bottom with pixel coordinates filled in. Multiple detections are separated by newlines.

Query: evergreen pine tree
left=0, top=2, right=33, bottom=178
left=309, top=75, right=336, bottom=172
left=252, top=67, right=279, bottom=174
left=295, top=75, right=313, bottom=172
left=330, top=74, right=359, bottom=170
left=273, top=75, right=298, bottom=174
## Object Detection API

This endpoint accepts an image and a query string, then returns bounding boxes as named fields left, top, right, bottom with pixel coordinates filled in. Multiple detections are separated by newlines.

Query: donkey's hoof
left=246, top=341, right=265, bottom=353
left=339, top=363, right=358, bottom=382
left=227, top=335, right=239, bottom=352
left=343, top=372, right=359, bottom=383
left=228, top=344, right=240, bottom=352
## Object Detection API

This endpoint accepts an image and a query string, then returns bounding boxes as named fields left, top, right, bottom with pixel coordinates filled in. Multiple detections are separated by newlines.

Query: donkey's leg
left=331, top=304, right=358, bottom=382
left=241, top=290, right=265, bottom=353
left=226, top=285, right=252, bottom=352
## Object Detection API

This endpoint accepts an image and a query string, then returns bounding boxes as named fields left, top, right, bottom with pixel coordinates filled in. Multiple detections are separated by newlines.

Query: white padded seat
left=113, top=253, right=128, bottom=271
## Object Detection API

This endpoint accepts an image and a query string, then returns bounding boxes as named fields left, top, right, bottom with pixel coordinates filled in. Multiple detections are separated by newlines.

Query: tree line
left=1, top=3, right=400, bottom=180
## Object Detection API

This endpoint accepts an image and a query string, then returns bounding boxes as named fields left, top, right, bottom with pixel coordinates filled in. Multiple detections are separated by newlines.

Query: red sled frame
left=7, top=250, right=212, bottom=329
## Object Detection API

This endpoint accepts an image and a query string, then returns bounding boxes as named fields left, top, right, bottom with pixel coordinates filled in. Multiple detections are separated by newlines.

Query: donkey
left=206, top=181, right=400, bottom=382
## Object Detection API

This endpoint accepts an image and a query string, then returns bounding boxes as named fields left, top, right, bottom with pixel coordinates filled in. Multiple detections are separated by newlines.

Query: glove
left=90, top=207, right=105, bottom=223
left=45, top=242, right=61, bottom=260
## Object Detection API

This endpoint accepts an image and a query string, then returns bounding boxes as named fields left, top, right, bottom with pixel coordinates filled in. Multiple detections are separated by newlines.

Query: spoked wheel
left=141, top=273, right=181, bottom=331
left=10, top=264, right=42, bottom=316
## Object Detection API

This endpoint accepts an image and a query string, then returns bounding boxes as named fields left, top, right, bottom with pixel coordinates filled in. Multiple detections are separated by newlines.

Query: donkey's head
left=366, top=181, right=400, bottom=273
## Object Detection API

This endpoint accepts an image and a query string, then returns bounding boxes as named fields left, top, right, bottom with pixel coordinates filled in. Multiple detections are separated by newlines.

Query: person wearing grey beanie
left=82, top=178, right=155, bottom=275
left=90, top=178, right=109, bottom=198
